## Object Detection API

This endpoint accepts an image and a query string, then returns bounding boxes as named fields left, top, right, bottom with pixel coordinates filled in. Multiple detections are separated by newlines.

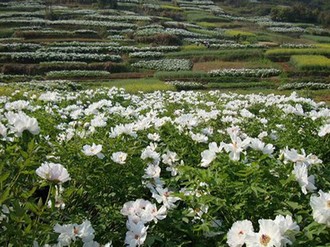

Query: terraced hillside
left=0, top=0, right=329, bottom=96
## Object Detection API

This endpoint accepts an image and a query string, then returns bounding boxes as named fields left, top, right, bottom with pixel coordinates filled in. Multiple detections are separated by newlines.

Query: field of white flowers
left=0, top=85, right=329, bottom=246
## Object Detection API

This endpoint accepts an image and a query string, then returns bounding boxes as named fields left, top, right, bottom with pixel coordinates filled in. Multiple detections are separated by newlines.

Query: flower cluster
left=0, top=52, right=121, bottom=62
left=227, top=215, right=300, bottom=247
left=278, top=82, right=330, bottom=90
left=132, top=59, right=193, bottom=71
left=268, top=27, right=306, bottom=33
left=128, top=51, right=164, bottom=59
left=208, top=68, right=281, bottom=77
left=46, top=70, right=110, bottom=79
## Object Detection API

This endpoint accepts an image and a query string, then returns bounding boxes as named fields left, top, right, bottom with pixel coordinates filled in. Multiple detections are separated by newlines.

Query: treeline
left=270, top=4, right=330, bottom=27
left=214, top=0, right=330, bottom=27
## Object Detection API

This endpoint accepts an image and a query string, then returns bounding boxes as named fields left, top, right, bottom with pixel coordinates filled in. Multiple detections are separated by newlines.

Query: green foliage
left=265, top=48, right=330, bottom=61
left=301, top=34, right=330, bottom=43
left=46, top=70, right=110, bottom=79
left=166, top=49, right=264, bottom=62
left=290, top=55, right=330, bottom=71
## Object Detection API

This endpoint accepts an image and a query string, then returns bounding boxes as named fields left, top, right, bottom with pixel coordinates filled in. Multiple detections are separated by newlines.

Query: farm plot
left=0, top=0, right=329, bottom=92
left=0, top=84, right=329, bottom=246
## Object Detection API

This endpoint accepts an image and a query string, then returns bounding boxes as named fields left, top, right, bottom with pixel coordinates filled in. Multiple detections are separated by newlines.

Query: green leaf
left=22, top=187, right=38, bottom=199
left=0, top=171, right=10, bottom=183
left=182, top=217, right=189, bottom=223
left=285, top=201, right=303, bottom=210
left=0, top=187, right=10, bottom=204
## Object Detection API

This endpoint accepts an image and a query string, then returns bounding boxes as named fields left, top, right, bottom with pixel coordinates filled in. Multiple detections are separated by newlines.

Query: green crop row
left=265, top=48, right=330, bottom=61
left=46, top=70, right=110, bottom=79
left=166, top=49, right=263, bottom=61
left=290, top=55, right=330, bottom=71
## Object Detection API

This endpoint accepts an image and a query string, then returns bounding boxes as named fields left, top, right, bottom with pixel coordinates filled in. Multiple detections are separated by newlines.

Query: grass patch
left=160, top=4, right=181, bottom=11
left=0, top=85, right=16, bottom=96
left=290, top=55, right=330, bottom=71
left=265, top=48, right=330, bottom=61
left=224, top=29, right=256, bottom=38
left=82, top=78, right=175, bottom=93
left=301, top=34, right=330, bottom=43
left=197, top=22, right=219, bottom=29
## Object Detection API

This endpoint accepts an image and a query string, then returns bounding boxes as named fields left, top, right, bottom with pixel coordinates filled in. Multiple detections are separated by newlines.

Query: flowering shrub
left=46, top=70, right=110, bottom=79
left=132, top=59, right=193, bottom=71
left=165, top=80, right=205, bottom=90
left=0, top=85, right=329, bottom=246
left=278, top=82, right=330, bottom=90
left=128, top=51, right=164, bottom=59
left=0, top=52, right=121, bottom=63
left=268, top=27, right=306, bottom=33
left=12, top=80, right=81, bottom=91
left=0, top=43, right=41, bottom=52
left=208, top=68, right=281, bottom=77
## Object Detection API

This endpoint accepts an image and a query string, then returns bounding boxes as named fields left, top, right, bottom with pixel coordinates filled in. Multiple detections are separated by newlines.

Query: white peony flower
left=318, top=124, right=330, bottom=137
left=200, top=150, right=216, bottom=168
left=75, top=220, right=95, bottom=243
left=53, top=220, right=95, bottom=246
left=5, top=111, right=40, bottom=137
left=223, top=133, right=250, bottom=161
left=282, top=147, right=321, bottom=167
left=111, top=152, right=127, bottom=164
left=245, top=219, right=282, bottom=247
left=250, top=138, right=274, bottom=155
left=161, top=151, right=179, bottom=166
left=0, top=123, right=7, bottom=138
left=36, top=162, right=71, bottom=184
left=143, top=164, right=161, bottom=179
left=310, top=190, right=330, bottom=226
left=150, top=186, right=180, bottom=209
left=141, top=143, right=160, bottom=164
left=53, top=223, right=75, bottom=246
left=227, top=220, right=254, bottom=247
left=190, top=132, right=208, bottom=143
left=274, top=215, right=300, bottom=245
left=292, top=163, right=317, bottom=195
left=125, top=219, right=148, bottom=247
left=82, top=143, right=105, bottom=159
left=147, top=133, right=160, bottom=142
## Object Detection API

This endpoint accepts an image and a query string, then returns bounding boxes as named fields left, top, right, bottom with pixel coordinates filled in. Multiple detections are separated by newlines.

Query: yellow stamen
left=260, top=234, right=271, bottom=246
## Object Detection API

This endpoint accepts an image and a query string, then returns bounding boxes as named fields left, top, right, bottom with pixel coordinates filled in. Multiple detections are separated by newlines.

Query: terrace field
left=0, top=0, right=329, bottom=100
left=0, top=0, right=330, bottom=246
